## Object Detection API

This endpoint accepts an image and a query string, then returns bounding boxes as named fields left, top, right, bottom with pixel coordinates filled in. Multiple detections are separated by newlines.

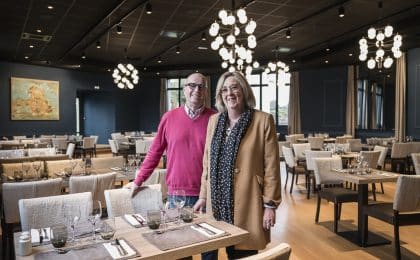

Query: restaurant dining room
left=1, top=0, right=420, bottom=259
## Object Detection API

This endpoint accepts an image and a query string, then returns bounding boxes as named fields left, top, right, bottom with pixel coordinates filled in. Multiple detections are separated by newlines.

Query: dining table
left=14, top=214, right=249, bottom=259
left=332, top=168, right=399, bottom=247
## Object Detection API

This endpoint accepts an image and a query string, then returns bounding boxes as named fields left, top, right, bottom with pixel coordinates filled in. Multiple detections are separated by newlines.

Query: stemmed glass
left=64, top=205, right=81, bottom=243
left=173, top=190, right=186, bottom=224
left=88, top=200, right=102, bottom=241
left=32, top=161, right=42, bottom=179
left=21, top=162, right=31, bottom=179
left=159, top=201, right=170, bottom=232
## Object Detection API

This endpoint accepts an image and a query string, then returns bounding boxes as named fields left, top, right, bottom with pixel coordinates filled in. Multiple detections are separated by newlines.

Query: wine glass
left=32, top=161, right=42, bottom=179
left=99, top=218, right=116, bottom=240
left=50, top=224, right=68, bottom=253
left=173, top=189, right=186, bottom=224
left=159, top=201, right=170, bottom=232
left=64, top=205, right=81, bottom=243
left=88, top=200, right=102, bottom=241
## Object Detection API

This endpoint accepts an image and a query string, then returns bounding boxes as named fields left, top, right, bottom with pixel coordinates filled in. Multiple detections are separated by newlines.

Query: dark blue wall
left=0, top=61, right=161, bottom=143
left=407, top=47, right=420, bottom=139
left=299, top=66, right=347, bottom=136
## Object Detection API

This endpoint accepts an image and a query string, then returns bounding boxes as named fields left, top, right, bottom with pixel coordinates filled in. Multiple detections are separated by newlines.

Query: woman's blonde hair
left=214, top=71, right=256, bottom=112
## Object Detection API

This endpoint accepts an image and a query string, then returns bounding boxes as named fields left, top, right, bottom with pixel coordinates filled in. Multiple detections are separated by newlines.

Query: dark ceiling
left=1, top=0, right=420, bottom=78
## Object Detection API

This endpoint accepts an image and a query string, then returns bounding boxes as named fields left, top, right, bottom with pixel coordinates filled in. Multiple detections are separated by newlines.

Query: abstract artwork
left=10, top=77, right=59, bottom=120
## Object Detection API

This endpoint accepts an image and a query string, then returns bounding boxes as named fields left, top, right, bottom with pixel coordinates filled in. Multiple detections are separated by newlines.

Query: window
left=375, top=85, right=383, bottom=128
left=246, top=72, right=290, bottom=126
left=166, top=78, right=186, bottom=110
left=357, top=79, right=384, bottom=129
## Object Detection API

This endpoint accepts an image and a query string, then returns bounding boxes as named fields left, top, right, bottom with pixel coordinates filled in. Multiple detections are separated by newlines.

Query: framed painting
left=10, top=77, right=59, bottom=120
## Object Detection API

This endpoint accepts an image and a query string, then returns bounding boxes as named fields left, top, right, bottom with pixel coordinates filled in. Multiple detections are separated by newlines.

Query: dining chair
left=1, top=178, right=63, bottom=259
left=313, top=157, right=358, bottom=233
left=75, top=136, right=96, bottom=158
left=91, top=156, right=125, bottom=170
left=360, top=150, right=381, bottom=200
left=363, top=175, right=420, bottom=260
left=390, top=143, right=411, bottom=173
left=18, top=192, right=92, bottom=230
left=239, top=243, right=291, bottom=260
left=308, top=136, right=324, bottom=150
left=292, top=143, right=311, bottom=165
left=282, top=146, right=307, bottom=194
left=285, top=134, right=304, bottom=144
left=51, top=138, right=68, bottom=154
left=304, top=150, right=332, bottom=199
left=347, top=138, right=362, bottom=152
left=2, top=161, right=44, bottom=179
left=135, top=139, right=153, bottom=160
left=104, top=184, right=162, bottom=218
left=45, top=159, right=83, bottom=178
left=66, top=142, right=76, bottom=158
left=69, top=172, right=116, bottom=212
left=411, top=153, right=420, bottom=175
left=90, top=135, right=99, bottom=157
left=278, top=141, right=290, bottom=162
left=143, top=169, right=168, bottom=200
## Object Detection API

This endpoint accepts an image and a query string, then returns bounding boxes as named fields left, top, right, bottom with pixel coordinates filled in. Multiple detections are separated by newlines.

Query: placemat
left=34, top=239, right=139, bottom=260
left=142, top=223, right=229, bottom=251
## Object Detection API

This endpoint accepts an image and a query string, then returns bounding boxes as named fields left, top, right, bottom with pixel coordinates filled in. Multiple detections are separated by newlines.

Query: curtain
left=205, top=75, right=211, bottom=108
left=159, top=78, right=167, bottom=118
left=370, top=83, right=377, bottom=129
left=395, top=52, right=406, bottom=142
left=346, top=65, right=356, bottom=137
left=288, top=71, right=301, bottom=134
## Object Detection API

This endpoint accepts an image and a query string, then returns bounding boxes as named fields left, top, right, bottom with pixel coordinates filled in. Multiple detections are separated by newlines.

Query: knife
left=116, top=238, right=128, bottom=255
left=197, top=223, right=217, bottom=235
left=132, top=214, right=144, bottom=225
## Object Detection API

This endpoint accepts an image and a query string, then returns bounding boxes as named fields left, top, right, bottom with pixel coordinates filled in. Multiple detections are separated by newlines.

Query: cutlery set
left=112, top=238, right=128, bottom=256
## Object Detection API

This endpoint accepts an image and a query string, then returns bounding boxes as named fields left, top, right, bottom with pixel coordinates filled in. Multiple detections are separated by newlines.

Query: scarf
left=210, top=109, right=253, bottom=223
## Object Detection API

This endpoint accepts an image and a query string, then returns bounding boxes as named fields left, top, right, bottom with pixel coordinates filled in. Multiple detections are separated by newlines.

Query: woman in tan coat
left=194, top=71, right=281, bottom=259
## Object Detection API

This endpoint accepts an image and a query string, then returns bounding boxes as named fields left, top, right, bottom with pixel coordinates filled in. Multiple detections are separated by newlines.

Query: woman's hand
left=193, top=198, right=206, bottom=213
left=124, top=182, right=143, bottom=198
left=263, top=208, right=276, bottom=230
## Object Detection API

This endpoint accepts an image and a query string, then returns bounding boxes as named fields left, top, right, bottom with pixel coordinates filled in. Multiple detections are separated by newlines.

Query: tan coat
left=199, top=110, right=281, bottom=250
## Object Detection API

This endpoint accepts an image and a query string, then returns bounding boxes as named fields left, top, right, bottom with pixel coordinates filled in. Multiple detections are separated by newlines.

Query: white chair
left=143, top=169, right=168, bottom=200
left=411, top=153, right=420, bottom=175
left=390, top=143, right=410, bottom=173
left=292, top=143, right=311, bottom=162
left=2, top=178, right=63, bottom=257
left=304, top=150, right=332, bottom=199
left=13, top=135, right=27, bottom=140
left=363, top=175, right=420, bottom=260
left=239, top=243, right=291, bottom=260
left=51, top=138, right=67, bottom=153
left=308, top=136, right=324, bottom=150
left=66, top=143, right=76, bottom=158
left=104, top=184, right=163, bottom=218
left=27, top=148, right=56, bottom=157
left=360, top=150, right=381, bottom=200
left=135, top=139, right=153, bottom=155
left=69, top=172, right=116, bottom=208
left=285, top=134, right=304, bottom=144
left=111, top=132, right=123, bottom=140
left=91, top=156, right=125, bottom=170
left=282, top=146, right=307, bottom=194
left=313, top=157, right=358, bottom=233
left=75, top=137, right=96, bottom=158
left=19, top=192, right=92, bottom=230
left=278, top=141, right=290, bottom=161
left=347, top=138, right=362, bottom=152
left=45, top=159, right=83, bottom=178
left=0, top=149, right=25, bottom=159
left=90, top=135, right=99, bottom=156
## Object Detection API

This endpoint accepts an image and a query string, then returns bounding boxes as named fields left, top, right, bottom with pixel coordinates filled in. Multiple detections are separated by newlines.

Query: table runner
left=142, top=223, right=229, bottom=251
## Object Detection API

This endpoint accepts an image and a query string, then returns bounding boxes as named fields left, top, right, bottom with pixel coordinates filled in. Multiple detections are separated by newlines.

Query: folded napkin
left=124, top=214, right=145, bottom=227
left=191, top=223, right=224, bottom=237
left=103, top=239, right=137, bottom=259
left=31, top=227, right=51, bottom=244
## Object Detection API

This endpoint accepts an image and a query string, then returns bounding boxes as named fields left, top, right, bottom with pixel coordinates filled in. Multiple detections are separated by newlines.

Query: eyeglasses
left=184, top=83, right=205, bottom=90
left=221, top=85, right=241, bottom=94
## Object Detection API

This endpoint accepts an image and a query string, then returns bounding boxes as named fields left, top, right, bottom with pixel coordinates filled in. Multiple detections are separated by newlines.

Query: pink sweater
left=134, top=106, right=215, bottom=196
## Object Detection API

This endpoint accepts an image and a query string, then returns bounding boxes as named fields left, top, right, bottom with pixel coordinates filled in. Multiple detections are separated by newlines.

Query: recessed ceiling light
left=325, top=60, right=329, bottom=63
left=146, top=2, right=152, bottom=14
left=24, top=56, right=29, bottom=59
left=96, top=41, right=101, bottom=49
left=156, top=72, right=160, bottom=75
left=197, top=46, right=208, bottom=50
left=143, top=67, right=147, bottom=70
left=275, top=47, right=291, bottom=53
left=36, top=29, right=42, bottom=33
left=29, top=45, right=34, bottom=48
left=47, top=5, right=54, bottom=10
left=107, top=69, right=111, bottom=72
left=292, top=59, right=296, bottom=63
left=81, top=52, right=86, bottom=59
left=387, top=74, right=390, bottom=78
left=175, top=46, right=180, bottom=54
left=94, top=85, right=100, bottom=90
left=195, top=70, right=199, bottom=73
left=157, top=57, right=162, bottom=63
left=160, top=30, right=185, bottom=39
left=348, top=53, right=353, bottom=56
left=326, top=48, right=330, bottom=52
left=201, top=32, right=207, bottom=41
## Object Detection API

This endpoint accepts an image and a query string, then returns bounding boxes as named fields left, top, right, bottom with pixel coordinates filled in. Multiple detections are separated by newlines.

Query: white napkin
left=124, top=214, right=145, bottom=227
left=103, top=239, right=136, bottom=259
left=30, top=227, right=51, bottom=244
left=191, top=223, right=224, bottom=237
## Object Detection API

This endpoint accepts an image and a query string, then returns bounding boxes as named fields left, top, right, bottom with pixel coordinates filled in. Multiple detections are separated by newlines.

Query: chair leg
left=306, top=175, right=311, bottom=200
left=315, top=192, right=321, bottom=223
left=290, top=173, right=295, bottom=194
left=284, top=170, right=289, bottom=190
left=372, top=183, right=377, bottom=201
left=337, top=203, right=342, bottom=220
left=295, top=174, right=299, bottom=184
left=333, top=203, right=339, bottom=233
left=380, top=182, right=385, bottom=194
left=394, top=213, right=401, bottom=260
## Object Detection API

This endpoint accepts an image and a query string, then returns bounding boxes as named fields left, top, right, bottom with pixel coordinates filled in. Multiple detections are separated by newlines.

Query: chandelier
left=358, top=25, right=402, bottom=69
left=112, top=63, right=139, bottom=89
left=209, top=3, right=257, bottom=75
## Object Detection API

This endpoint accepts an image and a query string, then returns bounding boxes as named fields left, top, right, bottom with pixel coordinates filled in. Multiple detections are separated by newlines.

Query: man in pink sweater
left=129, top=73, right=215, bottom=207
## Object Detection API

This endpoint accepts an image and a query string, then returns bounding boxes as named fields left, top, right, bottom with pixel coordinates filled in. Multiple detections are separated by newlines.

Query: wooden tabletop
left=332, top=169, right=399, bottom=184
left=15, top=215, right=249, bottom=259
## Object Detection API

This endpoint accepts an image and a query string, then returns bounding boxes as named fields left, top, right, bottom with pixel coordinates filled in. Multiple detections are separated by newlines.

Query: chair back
left=393, top=175, right=420, bottom=212
left=69, top=172, right=116, bottom=207
left=104, top=184, right=162, bottom=218
left=347, top=138, right=362, bottom=152
left=0, top=149, right=25, bottom=158
left=373, top=145, right=388, bottom=169
left=285, top=134, right=304, bottom=144
left=66, top=143, right=76, bottom=158
left=278, top=141, right=290, bottom=158
left=313, top=157, right=343, bottom=185
left=90, top=135, right=99, bottom=144
left=292, top=143, right=311, bottom=160
left=305, top=151, right=332, bottom=171
left=391, top=143, right=411, bottom=159
left=282, top=146, right=296, bottom=168
left=51, top=138, right=67, bottom=150
left=143, top=169, right=168, bottom=200
left=2, top=161, right=44, bottom=179
left=13, top=136, right=27, bottom=140
left=82, top=137, right=95, bottom=149
left=91, top=156, right=125, bottom=170
left=308, top=137, right=324, bottom=150
left=27, top=148, right=55, bottom=157
left=2, top=178, right=62, bottom=224
left=411, top=153, right=420, bottom=175
left=45, top=159, right=83, bottom=177
left=135, top=139, right=153, bottom=154
left=360, top=150, right=381, bottom=168
left=19, top=192, right=92, bottom=230
left=108, top=139, right=118, bottom=154
left=111, top=132, right=123, bottom=140
left=239, top=243, right=291, bottom=260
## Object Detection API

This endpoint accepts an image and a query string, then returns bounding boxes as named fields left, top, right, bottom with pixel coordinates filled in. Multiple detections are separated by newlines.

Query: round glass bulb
left=226, top=34, right=236, bottom=45
left=367, top=58, right=376, bottom=69
left=384, top=25, right=393, bottom=37
left=367, top=27, right=376, bottom=39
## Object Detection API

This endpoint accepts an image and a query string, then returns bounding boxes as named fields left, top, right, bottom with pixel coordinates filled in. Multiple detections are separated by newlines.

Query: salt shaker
left=18, top=231, right=32, bottom=256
